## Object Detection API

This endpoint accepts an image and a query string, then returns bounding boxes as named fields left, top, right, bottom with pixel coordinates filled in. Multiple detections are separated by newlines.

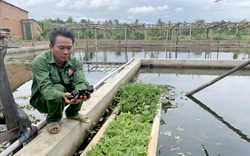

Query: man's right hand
left=62, top=92, right=82, bottom=104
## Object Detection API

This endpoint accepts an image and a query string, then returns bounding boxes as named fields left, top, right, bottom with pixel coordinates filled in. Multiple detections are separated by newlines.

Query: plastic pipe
left=0, top=120, right=46, bottom=156
left=94, top=58, right=134, bottom=89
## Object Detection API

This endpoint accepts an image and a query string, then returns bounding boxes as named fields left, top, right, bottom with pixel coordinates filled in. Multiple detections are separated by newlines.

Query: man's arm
left=71, top=58, right=89, bottom=91
left=31, top=58, right=64, bottom=101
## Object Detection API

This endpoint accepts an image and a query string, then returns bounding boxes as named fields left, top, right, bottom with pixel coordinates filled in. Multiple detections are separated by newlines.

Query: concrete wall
left=141, top=58, right=250, bottom=69
left=5, top=45, right=48, bottom=60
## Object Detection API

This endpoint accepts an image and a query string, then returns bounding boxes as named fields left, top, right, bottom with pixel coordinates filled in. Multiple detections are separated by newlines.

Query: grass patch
left=4, top=60, right=30, bottom=65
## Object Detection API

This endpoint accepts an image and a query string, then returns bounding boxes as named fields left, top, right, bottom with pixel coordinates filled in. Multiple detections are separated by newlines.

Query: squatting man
left=30, top=26, right=91, bottom=134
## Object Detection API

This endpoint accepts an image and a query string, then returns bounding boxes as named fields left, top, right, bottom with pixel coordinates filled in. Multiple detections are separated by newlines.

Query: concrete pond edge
left=14, top=58, right=250, bottom=156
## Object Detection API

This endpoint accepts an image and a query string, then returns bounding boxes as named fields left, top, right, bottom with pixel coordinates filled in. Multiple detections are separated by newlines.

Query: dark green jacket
left=30, top=51, right=89, bottom=106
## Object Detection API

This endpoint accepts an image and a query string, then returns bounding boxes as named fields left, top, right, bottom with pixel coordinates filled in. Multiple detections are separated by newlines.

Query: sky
left=6, top=0, right=250, bottom=24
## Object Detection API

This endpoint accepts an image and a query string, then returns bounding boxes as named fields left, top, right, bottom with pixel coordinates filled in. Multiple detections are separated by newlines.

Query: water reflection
left=6, top=46, right=250, bottom=63
left=136, top=67, right=250, bottom=156
left=73, top=46, right=250, bottom=63
left=6, top=63, right=32, bottom=91
left=188, top=95, right=250, bottom=143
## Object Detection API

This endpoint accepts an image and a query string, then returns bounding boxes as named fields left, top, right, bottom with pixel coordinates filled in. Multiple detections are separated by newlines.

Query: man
left=30, top=26, right=90, bottom=134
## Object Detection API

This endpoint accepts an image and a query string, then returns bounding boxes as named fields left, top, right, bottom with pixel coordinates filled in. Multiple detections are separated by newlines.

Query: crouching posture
left=30, top=26, right=90, bottom=134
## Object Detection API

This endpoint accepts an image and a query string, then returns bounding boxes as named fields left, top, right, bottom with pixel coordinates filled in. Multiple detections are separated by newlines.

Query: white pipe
left=33, top=120, right=46, bottom=131
left=0, top=121, right=46, bottom=156
left=1, top=127, right=32, bottom=156
left=94, top=58, right=134, bottom=89
left=2, top=111, right=47, bottom=155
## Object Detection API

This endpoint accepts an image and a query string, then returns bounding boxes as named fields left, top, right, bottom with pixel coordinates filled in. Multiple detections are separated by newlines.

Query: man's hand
left=62, top=92, right=91, bottom=104
left=78, top=92, right=91, bottom=101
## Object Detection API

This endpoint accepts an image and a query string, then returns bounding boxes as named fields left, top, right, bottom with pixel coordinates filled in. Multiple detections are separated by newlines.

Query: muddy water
left=5, top=63, right=32, bottom=91
left=136, top=68, right=250, bottom=156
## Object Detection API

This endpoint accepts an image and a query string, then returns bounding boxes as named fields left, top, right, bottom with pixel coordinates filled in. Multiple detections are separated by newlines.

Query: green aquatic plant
left=86, top=82, right=174, bottom=156
left=27, top=114, right=41, bottom=124
left=87, top=113, right=151, bottom=156
left=15, top=95, right=31, bottom=100
left=19, top=104, right=34, bottom=110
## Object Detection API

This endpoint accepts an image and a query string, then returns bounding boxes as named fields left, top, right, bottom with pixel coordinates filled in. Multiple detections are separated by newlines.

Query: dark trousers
left=35, top=84, right=82, bottom=124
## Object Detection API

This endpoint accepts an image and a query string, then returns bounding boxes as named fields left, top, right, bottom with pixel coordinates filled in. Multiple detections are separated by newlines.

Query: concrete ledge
left=14, top=58, right=249, bottom=156
left=7, top=46, right=49, bottom=54
left=5, top=46, right=49, bottom=60
left=15, top=59, right=141, bottom=156
left=141, top=59, right=250, bottom=69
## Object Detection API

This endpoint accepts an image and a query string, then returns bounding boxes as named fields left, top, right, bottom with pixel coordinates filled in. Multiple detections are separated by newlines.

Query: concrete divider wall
left=14, top=59, right=141, bottom=156
left=7, top=45, right=49, bottom=54
left=141, top=59, right=250, bottom=69
left=5, top=46, right=49, bottom=60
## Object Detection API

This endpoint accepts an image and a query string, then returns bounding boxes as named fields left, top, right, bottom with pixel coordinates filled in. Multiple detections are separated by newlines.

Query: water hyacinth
left=86, top=82, right=173, bottom=156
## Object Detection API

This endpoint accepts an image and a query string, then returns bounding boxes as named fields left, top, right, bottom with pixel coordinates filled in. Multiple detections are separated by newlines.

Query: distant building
left=0, top=0, right=41, bottom=40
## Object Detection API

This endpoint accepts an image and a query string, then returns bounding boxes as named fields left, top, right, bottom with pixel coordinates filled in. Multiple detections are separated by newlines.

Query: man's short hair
left=49, top=26, right=75, bottom=47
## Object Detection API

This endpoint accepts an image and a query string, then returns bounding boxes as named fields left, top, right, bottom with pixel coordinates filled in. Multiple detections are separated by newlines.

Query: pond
left=74, top=48, right=250, bottom=62
left=8, top=47, right=250, bottom=155
left=136, top=68, right=250, bottom=156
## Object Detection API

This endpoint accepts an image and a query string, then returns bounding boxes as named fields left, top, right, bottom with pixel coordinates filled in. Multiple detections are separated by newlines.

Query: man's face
left=50, top=35, right=73, bottom=66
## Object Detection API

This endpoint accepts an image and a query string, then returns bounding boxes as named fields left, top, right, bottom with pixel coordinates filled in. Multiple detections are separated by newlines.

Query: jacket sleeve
left=72, top=58, right=89, bottom=91
left=31, top=58, right=64, bottom=102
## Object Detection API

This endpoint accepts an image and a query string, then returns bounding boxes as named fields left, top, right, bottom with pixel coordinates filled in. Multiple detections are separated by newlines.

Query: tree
left=37, top=19, right=53, bottom=40
left=80, top=19, right=88, bottom=23
left=66, top=16, right=74, bottom=23
left=133, top=19, right=140, bottom=26
left=113, top=19, right=120, bottom=26
left=157, top=18, right=164, bottom=26
left=53, top=18, right=65, bottom=24
left=195, top=19, right=205, bottom=24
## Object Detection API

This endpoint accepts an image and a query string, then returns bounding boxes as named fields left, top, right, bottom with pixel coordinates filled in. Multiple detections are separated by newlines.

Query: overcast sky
left=7, top=0, right=250, bottom=24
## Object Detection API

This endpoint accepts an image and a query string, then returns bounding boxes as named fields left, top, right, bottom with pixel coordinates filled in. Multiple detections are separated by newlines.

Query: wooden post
left=124, top=28, right=127, bottom=47
left=166, top=28, right=169, bottom=46
left=144, top=28, right=147, bottom=41
left=189, top=27, right=192, bottom=43
left=104, top=28, right=107, bottom=46
left=84, top=28, right=88, bottom=48
left=186, top=60, right=250, bottom=96
left=210, top=28, right=213, bottom=41
left=95, top=27, right=98, bottom=48
left=248, top=27, right=250, bottom=41
left=206, top=28, right=209, bottom=39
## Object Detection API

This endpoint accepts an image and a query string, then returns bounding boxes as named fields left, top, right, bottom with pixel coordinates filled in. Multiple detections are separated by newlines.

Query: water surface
left=136, top=68, right=250, bottom=156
